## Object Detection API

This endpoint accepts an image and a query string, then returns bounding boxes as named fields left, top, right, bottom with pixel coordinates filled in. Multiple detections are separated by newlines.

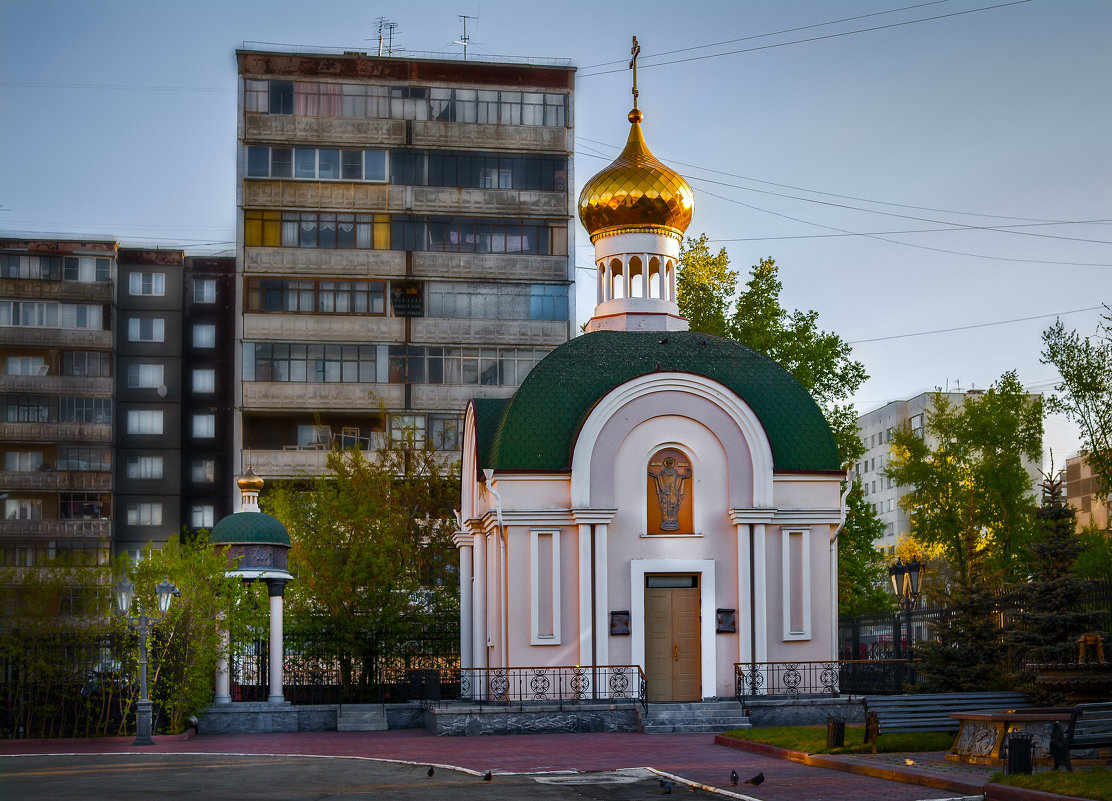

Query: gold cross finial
left=629, top=35, right=641, bottom=111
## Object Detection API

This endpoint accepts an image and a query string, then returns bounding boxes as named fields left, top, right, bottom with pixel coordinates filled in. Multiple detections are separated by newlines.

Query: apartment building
left=856, top=390, right=1041, bottom=552
left=0, top=239, right=117, bottom=570
left=234, top=49, right=576, bottom=481
left=0, top=239, right=237, bottom=565
left=1065, top=453, right=1110, bottom=531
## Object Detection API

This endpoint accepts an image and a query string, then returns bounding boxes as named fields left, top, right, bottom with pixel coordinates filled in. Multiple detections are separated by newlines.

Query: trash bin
left=1006, top=731, right=1034, bottom=775
left=826, top=716, right=846, bottom=748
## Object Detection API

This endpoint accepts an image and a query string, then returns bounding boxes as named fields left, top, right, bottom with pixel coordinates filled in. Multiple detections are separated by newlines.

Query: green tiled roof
left=470, top=397, right=511, bottom=480
left=482, top=330, right=839, bottom=472
left=210, top=511, right=290, bottom=546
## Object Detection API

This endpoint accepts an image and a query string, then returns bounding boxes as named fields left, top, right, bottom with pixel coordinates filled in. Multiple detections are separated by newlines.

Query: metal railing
left=389, top=665, right=647, bottom=712
left=734, top=659, right=914, bottom=702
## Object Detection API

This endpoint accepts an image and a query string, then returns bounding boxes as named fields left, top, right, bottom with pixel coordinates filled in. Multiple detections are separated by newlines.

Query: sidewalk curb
left=983, top=782, right=1098, bottom=801
left=714, top=735, right=985, bottom=796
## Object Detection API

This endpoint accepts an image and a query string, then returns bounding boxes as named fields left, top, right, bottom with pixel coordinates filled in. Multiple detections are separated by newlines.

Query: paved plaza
left=0, top=730, right=992, bottom=801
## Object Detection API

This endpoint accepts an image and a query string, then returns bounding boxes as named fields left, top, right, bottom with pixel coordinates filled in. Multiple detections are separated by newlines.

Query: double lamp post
left=888, top=557, right=923, bottom=660
left=114, top=576, right=180, bottom=746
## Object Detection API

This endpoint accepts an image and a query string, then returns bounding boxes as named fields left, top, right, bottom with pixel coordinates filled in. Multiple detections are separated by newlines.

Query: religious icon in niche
left=647, top=448, right=693, bottom=534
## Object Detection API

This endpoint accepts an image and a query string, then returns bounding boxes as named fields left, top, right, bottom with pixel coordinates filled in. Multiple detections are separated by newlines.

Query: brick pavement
left=0, top=730, right=983, bottom=800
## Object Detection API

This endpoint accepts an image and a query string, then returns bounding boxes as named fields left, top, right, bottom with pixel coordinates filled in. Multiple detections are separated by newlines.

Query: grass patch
left=990, top=768, right=1112, bottom=801
left=721, top=724, right=955, bottom=755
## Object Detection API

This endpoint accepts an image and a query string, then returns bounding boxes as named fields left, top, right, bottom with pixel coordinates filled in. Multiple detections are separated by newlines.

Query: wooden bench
left=1071, top=702, right=1112, bottom=752
left=862, top=692, right=1028, bottom=749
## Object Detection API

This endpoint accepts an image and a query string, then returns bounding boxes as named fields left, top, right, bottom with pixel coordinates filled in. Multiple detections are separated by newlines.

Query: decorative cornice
left=729, top=508, right=777, bottom=525
left=588, top=225, right=683, bottom=244
left=771, top=508, right=842, bottom=525
left=571, top=508, right=619, bottom=524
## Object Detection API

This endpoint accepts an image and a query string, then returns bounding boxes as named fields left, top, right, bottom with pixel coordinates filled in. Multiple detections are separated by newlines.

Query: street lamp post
left=888, top=558, right=924, bottom=661
left=115, top=576, right=180, bottom=746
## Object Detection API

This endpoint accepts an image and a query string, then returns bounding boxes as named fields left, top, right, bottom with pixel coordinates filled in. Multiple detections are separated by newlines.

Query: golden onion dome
left=578, top=109, right=694, bottom=242
left=237, top=466, right=265, bottom=492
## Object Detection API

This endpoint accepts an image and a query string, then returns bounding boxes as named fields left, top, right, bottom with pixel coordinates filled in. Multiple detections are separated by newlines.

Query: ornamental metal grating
left=433, top=665, right=646, bottom=712
left=734, top=660, right=913, bottom=702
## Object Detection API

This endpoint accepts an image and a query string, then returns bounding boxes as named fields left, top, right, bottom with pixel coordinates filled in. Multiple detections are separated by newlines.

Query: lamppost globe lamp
left=888, top=558, right=924, bottom=660
left=114, top=575, right=180, bottom=746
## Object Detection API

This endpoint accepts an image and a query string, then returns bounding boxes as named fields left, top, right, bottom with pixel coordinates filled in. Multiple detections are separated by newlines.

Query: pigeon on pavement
left=427, top=766, right=435, bottom=777
left=745, top=772, right=765, bottom=786
left=483, top=771, right=493, bottom=782
left=730, top=769, right=739, bottom=785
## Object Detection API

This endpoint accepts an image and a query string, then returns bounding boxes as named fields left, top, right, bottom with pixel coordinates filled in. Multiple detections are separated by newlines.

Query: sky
left=2, top=0, right=1109, bottom=465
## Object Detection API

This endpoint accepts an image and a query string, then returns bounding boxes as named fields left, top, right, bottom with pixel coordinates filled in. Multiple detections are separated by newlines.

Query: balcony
left=0, top=470, right=112, bottom=492
left=241, top=381, right=403, bottom=412
left=0, top=278, right=113, bottom=303
left=410, top=383, right=515, bottom=410
left=410, top=120, right=569, bottom=153
left=244, top=114, right=406, bottom=147
left=244, top=247, right=405, bottom=278
left=410, top=317, right=568, bottom=347
left=408, top=187, right=566, bottom=217
left=0, top=519, right=111, bottom=538
left=0, top=375, right=112, bottom=396
left=412, top=252, right=569, bottom=283
left=242, top=180, right=399, bottom=212
left=0, top=422, right=112, bottom=443
left=244, top=443, right=456, bottom=480
left=242, top=313, right=403, bottom=343
left=0, top=328, right=112, bottom=349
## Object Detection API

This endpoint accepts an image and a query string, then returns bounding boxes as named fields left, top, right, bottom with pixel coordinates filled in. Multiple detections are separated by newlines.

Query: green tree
left=122, top=536, right=267, bottom=734
left=1041, top=314, right=1112, bottom=499
left=677, top=235, right=887, bottom=611
left=885, top=372, right=1043, bottom=585
left=1010, top=472, right=1103, bottom=669
left=266, top=439, right=459, bottom=693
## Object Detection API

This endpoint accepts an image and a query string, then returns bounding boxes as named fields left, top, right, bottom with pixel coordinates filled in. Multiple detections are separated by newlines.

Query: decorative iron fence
left=447, top=665, right=648, bottom=712
left=734, top=660, right=915, bottom=702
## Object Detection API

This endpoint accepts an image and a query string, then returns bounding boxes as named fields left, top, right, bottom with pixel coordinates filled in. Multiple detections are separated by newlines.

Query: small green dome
left=210, top=511, right=290, bottom=547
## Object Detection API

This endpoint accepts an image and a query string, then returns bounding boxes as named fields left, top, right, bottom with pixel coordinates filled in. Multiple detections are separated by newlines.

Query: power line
left=578, top=1, right=1033, bottom=77
left=0, top=81, right=231, bottom=93
left=848, top=306, right=1105, bottom=345
left=580, top=0, right=956, bottom=69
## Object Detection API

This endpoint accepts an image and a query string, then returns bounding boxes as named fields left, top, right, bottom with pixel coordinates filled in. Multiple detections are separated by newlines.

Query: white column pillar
left=577, top=523, right=593, bottom=666
left=267, top=581, right=286, bottom=703
left=458, top=540, right=474, bottom=671
left=593, top=523, right=609, bottom=666
left=752, top=524, right=768, bottom=664
left=472, top=531, right=487, bottom=673
left=736, top=523, right=752, bottom=665
left=214, top=617, right=231, bottom=704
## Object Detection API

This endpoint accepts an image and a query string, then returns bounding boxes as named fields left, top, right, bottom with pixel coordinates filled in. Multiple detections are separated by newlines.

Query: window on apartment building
left=0, top=301, right=104, bottom=330
left=390, top=414, right=426, bottom=447
left=128, top=317, right=165, bottom=342
left=63, top=257, right=110, bottom=283
left=128, top=272, right=165, bottom=296
left=126, top=410, right=163, bottom=435
left=192, top=414, right=215, bottom=438
left=59, top=397, right=111, bottom=424
left=58, top=493, right=109, bottom=521
left=193, top=279, right=216, bottom=303
left=245, top=278, right=386, bottom=314
left=57, top=447, right=111, bottom=471
left=4, top=451, right=43, bottom=471
left=245, top=342, right=378, bottom=383
left=192, top=369, right=215, bottom=393
left=1, top=254, right=60, bottom=279
left=127, top=363, right=164, bottom=389
left=268, top=80, right=294, bottom=114
left=192, top=324, right=216, bottom=348
left=63, top=351, right=111, bottom=377
left=5, top=498, right=43, bottom=520
left=126, top=456, right=164, bottom=480
left=247, top=146, right=388, bottom=182
left=191, top=505, right=215, bottom=528
left=425, top=281, right=568, bottom=321
left=429, top=414, right=462, bottom=451
left=191, top=458, right=215, bottom=483
left=6, top=356, right=45, bottom=376
left=126, top=503, right=162, bottom=526
left=1, top=395, right=56, bottom=422
left=296, top=425, right=331, bottom=448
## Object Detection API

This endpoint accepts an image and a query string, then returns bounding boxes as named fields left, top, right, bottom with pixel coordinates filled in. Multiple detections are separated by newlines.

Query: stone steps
left=336, top=703, right=388, bottom=732
left=644, top=700, right=751, bottom=734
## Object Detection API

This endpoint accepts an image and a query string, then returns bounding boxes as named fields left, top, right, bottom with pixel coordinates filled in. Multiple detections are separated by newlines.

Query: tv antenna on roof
left=369, top=17, right=402, bottom=56
left=455, top=14, right=478, bottom=60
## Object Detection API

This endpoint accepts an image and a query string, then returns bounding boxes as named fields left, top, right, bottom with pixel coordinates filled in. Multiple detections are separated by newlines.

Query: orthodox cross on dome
left=629, top=35, right=641, bottom=112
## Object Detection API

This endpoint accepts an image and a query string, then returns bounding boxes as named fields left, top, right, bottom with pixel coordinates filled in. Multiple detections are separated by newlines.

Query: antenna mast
left=371, top=17, right=400, bottom=56
left=455, top=14, right=478, bottom=60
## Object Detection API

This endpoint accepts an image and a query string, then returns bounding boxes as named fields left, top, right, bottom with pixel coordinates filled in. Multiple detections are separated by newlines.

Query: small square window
left=129, top=272, right=165, bottom=296
left=191, top=504, right=215, bottom=528
left=193, top=324, right=216, bottom=348
left=128, top=318, right=165, bottom=343
left=191, top=458, right=215, bottom=483
left=192, top=414, right=215, bottom=438
left=192, top=369, right=215, bottom=393
left=193, top=279, right=216, bottom=303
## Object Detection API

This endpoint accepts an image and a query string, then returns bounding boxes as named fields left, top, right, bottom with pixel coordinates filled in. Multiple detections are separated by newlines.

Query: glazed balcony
left=410, top=120, right=569, bottom=153
left=240, top=381, right=403, bottom=412
left=0, top=278, right=113, bottom=303
left=0, top=328, right=112, bottom=349
left=0, top=375, right=112, bottom=396
left=244, top=114, right=406, bottom=147
left=243, top=247, right=405, bottom=278
left=242, top=313, right=403, bottom=343
left=412, top=252, right=569, bottom=283
left=410, top=317, right=567, bottom=347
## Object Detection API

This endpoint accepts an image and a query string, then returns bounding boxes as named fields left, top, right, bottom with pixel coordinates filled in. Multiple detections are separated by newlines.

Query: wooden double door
left=644, top=576, right=700, bottom=702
